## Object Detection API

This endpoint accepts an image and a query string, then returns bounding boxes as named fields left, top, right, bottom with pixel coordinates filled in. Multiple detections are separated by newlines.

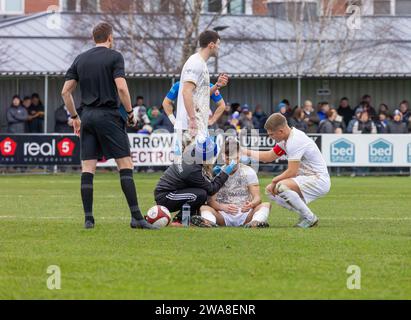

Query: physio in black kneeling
left=154, top=136, right=236, bottom=223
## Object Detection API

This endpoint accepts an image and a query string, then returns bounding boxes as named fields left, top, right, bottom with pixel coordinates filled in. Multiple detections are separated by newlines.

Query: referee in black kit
left=61, top=22, right=157, bottom=230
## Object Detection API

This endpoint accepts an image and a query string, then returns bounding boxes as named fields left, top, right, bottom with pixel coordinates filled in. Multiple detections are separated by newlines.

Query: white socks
left=268, top=194, right=298, bottom=213
left=252, top=206, right=270, bottom=223
left=279, top=189, right=315, bottom=221
left=201, top=210, right=217, bottom=224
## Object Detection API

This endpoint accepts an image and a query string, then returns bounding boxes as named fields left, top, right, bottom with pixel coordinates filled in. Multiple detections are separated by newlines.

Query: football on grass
left=145, top=206, right=172, bottom=228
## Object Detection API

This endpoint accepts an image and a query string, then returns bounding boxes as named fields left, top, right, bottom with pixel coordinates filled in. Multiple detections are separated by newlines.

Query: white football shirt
left=216, top=164, right=259, bottom=206
left=175, top=53, right=210, bottom=135
left=277, top=128, right=329, bottom=178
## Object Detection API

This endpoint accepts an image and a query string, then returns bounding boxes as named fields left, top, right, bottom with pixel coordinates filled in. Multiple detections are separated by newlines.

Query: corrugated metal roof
left=1, top=12, right=411, bottom=77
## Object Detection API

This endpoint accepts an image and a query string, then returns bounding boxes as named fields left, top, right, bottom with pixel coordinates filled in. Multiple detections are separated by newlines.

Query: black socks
left=81, top=172, right=94, bottom=221
left=120, top=169, right=144, bottom=221
left=81, top=170, right=144, bottom=222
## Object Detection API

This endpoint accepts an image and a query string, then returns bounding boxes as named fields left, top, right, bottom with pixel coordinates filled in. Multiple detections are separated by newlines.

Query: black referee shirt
left=65, top=46, right=126, bottom=108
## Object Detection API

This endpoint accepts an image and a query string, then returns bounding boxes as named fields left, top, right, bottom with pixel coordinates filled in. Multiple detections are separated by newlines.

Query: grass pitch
left=0, top=173, right=410, bottom=300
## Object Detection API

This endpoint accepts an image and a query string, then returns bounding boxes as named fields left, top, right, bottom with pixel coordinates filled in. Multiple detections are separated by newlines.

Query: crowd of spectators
left=6, top=94, right=45, bottom=133
left=289, top=95, right=411, bottom=135
left=5, top=93, right=411, bottom=135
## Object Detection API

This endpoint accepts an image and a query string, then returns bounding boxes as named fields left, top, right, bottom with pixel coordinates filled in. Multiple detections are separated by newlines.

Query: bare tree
left=71, top=0, right=230, bottom=74
left=265, top=0, right=400, bottom=76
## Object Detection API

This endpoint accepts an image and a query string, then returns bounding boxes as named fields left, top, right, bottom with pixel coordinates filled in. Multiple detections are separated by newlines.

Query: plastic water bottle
left=182, top=203, right=191, bottom=227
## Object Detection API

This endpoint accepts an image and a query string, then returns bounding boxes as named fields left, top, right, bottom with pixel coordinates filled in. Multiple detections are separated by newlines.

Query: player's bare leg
left=269, top=178, right=319, bottom=229
left=192, top=205, right=222, bottom=227
left=244, top=203, right=271, bottom=228
left=115, top=157, right=158, bottom=230
left=81, top=160, right=98, bottom=229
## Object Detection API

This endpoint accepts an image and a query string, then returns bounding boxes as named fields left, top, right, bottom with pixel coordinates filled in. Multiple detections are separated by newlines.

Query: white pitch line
left=0, top=216, right=129, bottom=220
left=0, top=216, right=410, bottom=221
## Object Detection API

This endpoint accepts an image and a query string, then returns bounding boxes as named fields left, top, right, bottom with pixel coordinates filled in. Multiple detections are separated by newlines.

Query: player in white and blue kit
left=162, top=81, right=226, bottom=130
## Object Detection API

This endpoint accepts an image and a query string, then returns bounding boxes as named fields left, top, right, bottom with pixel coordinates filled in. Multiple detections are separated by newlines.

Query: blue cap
left=276, top=102, right=286, bottom=112
left=195, top=136, right=218, bottom=162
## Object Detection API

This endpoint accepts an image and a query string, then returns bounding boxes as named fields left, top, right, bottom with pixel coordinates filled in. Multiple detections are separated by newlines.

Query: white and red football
left=145, top=205, right=172, bottom=228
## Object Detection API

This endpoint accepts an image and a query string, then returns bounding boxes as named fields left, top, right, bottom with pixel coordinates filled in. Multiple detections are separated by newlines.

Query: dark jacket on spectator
left=352, top=120, right=377, bottom=134
left=386, top=120, right=408, bottom=134
left=7, top=105, right=28, bottom=133
left=375, top=120, right=388, bottom=134
left=27, top=103, right=45, bottom=133
left=401, top=111, right=410, bottom=123
left=337, top=106, right=354, bottom=127
left=289, top=118, right=308, bottom=133
left=354, top=105, right=377, bottom=120
left=252, top=112, right=268, bottom=132
left=240, top=117, right=254, bottom=130
left=303, top=111, right=320, bottom=133
left=151, top=113, right=174, bottom=132
left=318, top=119, right=335, bottom=134
left=55, top=105, right=73, bottom=133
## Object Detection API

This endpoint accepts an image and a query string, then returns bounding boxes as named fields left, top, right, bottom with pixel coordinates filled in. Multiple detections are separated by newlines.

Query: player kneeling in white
left=244, top=113, right=331, bottom=228
left=192, top=138, right=271, bottom=228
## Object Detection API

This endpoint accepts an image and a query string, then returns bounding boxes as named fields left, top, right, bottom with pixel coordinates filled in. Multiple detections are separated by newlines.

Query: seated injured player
left=193, top=138, right=271, bottom=228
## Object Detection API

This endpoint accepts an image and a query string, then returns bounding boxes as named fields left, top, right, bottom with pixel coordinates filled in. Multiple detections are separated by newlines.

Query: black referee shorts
left=80, top=107, right=131, bottom=161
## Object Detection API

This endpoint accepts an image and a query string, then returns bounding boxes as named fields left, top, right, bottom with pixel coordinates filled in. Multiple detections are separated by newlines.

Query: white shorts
left=219, top=209, right=252, bottom=227
left=292, top=175, right=331, bottom=204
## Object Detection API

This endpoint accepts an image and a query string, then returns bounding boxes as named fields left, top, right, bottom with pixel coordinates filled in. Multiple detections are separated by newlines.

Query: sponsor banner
left=98, top=133, right=175, bottom=167
left=239, top=134, right=322, bottom=150
left=322, top=134, right=411, bottom=167
left=3, top=133, right=409, bottom=167
left=99, top=133, right=323, bottom=167
left=0, top=135, right=80, bottom=165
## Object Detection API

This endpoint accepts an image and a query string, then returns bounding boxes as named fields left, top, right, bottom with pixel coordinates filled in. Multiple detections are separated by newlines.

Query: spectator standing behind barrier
left=378, top=103, right=390, bottom=116
left=228, top=112, right=241, bottom=132
left=27, top=93, right=45, bottom=133
left=7, top=95, right=28, bottom=133
left=318, top=109, right=338, bottom=133
left=352, top=110, right=377, bottom=134
left=134, top=96, right=145, bottom=108
left=239, top=105, right=254, bottom=130
left=375, top=112, right=389, bottom=134
left=55, top=104, right=74, bottom=133
left=230, top=102, right=241, bottom=114
left=302, top=100, right=320, bottom=133
left=398, top=100, right=411, bottom=132
left=347, top=108, right=363, bottom=133
left=252, top=104, right=267, bottom=132
left=276, top=102, right=291, bottom=121
left=317, top=102, right=330, bottom=122
left=149, top=106, right=174, bottom=132
left=337, top=97, right=354, bottom=127
left=281, top=99, right=293, bottom=117
left=387, top=110, right=408, bottom=134
left=289, top=107, right=308, bottom=133
left=216, top=103, right=232, bottom=130
left=22, top=96, right=32, bottom=132
left=355, top=95, right=377, bottom=120
left=127, top=105, right=151, bottom=133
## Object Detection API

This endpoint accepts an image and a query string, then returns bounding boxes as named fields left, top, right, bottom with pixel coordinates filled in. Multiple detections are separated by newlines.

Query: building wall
left=252, top=0, right=268, bottom=15
left=100, top=0, right=132, bottom=12
left=25, top=0, right=59, bottom=13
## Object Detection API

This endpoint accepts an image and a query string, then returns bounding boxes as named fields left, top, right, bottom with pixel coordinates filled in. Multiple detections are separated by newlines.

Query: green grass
left=0, top=174, right=411, bottom=300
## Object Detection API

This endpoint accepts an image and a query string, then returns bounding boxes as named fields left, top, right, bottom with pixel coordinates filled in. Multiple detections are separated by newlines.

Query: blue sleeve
left=166, top=82, right=180, bottom=101
left=209, top=83, right=223, bottom=103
